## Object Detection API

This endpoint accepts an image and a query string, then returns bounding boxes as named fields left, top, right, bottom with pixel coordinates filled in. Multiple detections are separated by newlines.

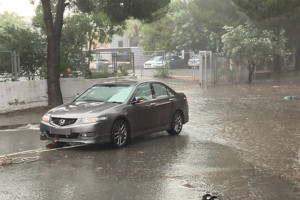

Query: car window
left=75, top=85, right=133, bottom=103
left=134, top=84, right=153, bottom=102
left=150, top=56, right=163, bottom=61
left=152, top=83, right=172, bottom=98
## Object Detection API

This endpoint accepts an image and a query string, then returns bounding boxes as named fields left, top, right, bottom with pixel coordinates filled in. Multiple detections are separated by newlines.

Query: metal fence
left=0, top=51, right=21, bottom=80
left=1, top=49, right=248, bottom=85
left=137, top=50, right=240, bottom=86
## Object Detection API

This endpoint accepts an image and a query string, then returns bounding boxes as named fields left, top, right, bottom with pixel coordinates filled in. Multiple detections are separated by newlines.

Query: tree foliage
left=190, top=0, right=243, bottom=32
left=222, top=23, right=286, bottom=83
left=105, top=0, right=170, bottom=23
left=0, top=12, right=45, bottom=79
left=139, top=0, right=209, bottom=52
left=139, top=13, right=173, bottom=51
left=233, top=0, right=300, bottom=71
left=189, top=0, right=246, bottom=51
left=232, top=0, right=300, bottom=21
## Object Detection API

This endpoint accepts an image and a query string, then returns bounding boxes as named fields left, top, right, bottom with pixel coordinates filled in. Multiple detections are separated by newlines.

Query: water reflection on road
left=1, top=76, right=300, bottom=199
left=175, top=78, right=300, bottom=198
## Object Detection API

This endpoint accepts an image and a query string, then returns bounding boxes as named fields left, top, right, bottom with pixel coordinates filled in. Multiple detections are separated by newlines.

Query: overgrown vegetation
left=154, top=65, right=172, bottom=78
left=89, top=69, right=113, bottom=79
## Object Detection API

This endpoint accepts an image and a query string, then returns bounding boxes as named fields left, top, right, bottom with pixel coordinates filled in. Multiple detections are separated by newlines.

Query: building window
left=118, top=41, right=123, bottom=47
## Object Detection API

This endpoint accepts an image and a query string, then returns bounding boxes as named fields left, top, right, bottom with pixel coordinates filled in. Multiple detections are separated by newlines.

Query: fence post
left=131, top=52, right=135, bottom=76
left=11, top=51, right=20, bottom=80
left=112, top=52, right=117, bottom=74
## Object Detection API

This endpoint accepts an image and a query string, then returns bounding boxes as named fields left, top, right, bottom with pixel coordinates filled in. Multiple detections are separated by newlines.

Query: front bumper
left=40, top=121, right=111, bottom=144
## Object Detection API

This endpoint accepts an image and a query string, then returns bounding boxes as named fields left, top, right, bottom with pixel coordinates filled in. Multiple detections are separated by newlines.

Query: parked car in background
left=108, top=61, right=131, bottom=70
left=96, top=59, right=111, bottom=69
left=90, top=59, right=111, bottom=70
left=143, top=56, right=165, bottom=69
left=167, top=55, right=187, bottom=69
left=40, top=80, right=189, bottom=148
left=188, top=56, right=200, bottom=68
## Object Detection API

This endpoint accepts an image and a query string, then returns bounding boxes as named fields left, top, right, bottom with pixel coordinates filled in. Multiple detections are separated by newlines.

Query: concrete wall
left=0, top=80, right=48, bottom=113
left=0, top=77, right=134, bottom=114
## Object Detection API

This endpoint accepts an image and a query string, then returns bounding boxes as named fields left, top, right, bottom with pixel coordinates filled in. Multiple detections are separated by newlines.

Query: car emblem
left=59, top=119, right=66, bottom=126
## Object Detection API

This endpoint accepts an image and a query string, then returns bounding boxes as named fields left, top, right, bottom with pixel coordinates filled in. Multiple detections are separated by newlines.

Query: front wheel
left=111, top=120, right=129, bottom=148
left=167, top=111, right=183, bottom=135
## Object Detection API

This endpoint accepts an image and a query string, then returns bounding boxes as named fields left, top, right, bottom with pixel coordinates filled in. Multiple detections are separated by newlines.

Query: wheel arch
left=172, top=109, right=184, bottom=122
left=113, top=116, right=132, bottom=138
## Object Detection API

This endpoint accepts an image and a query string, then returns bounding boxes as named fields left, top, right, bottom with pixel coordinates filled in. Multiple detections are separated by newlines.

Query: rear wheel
left=111, top=120, right=129, bottom=148
left=167, top=111, right=183, bottom=135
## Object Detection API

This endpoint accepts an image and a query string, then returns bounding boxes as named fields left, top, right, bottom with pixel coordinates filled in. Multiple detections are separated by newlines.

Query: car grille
left=45, top=131, right=79, bottom=139
left=51, top=117, right=77, bottom=126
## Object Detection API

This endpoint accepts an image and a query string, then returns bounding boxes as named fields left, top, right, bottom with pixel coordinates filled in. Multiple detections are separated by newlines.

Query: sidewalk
left=0, top=106, right=49, bottom=130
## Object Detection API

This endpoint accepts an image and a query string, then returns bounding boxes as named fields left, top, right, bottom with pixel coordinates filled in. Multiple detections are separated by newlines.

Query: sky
left=0, top=0, right=36, bottom=17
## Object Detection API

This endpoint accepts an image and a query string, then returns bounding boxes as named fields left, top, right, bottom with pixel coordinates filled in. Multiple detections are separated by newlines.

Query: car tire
left=167, top=111, right=183, bottom=135
left=111, top=119, right=129, bottom=148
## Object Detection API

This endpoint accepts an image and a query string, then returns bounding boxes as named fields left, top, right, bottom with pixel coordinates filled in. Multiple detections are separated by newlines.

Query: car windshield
left=75, top=84, right=134, bottom=103
left=149, top=56, right=162, bottom=61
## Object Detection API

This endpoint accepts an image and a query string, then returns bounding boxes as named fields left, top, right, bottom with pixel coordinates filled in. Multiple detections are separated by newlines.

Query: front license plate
left=50, top=127, right=71, bottom=135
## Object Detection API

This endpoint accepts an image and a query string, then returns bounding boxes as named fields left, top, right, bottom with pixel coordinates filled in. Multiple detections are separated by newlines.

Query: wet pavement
left=0, top=75, right=300, bottom=199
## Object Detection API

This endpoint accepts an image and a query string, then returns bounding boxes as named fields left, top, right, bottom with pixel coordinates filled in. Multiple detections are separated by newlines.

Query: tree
left=139, top=13, right=174, bottom=51
left=232, top=0, right=300, bottom=71
left=232, top=0, right=300, bottom=21
left=139, top=0, right=209, bottom=52
left=41, top=0, right=66, bottom=107
left=0, top=12, right=45, bottom=79
left=0, top=12, right=28, bottom=74
left=0, top=11, right=27, bottom=31
left=39, top=0, right=170, bottom=108
left=75, top=12, right=125, bottom=76
left=171, top=0, right=209, bottom=51
left=189, top=0, right=246, bottom=52
left=222, top=23, right=286, bottom=83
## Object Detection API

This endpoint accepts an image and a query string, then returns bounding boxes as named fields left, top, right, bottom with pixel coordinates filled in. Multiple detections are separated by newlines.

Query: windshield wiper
left=76, top=99, right=104, bottom=102
left=107, top=101, right=122, bottom=104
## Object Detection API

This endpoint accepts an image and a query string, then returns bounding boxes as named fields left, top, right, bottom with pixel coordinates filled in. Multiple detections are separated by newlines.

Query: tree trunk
left=47, top=37, right=63, bottom=107
left=248, top=63, right=256, bottom=83
left=295, top=47, right=300, bottom=71
left=273, top=54, right=281, bottom=73
left=42, top=0, right=67, bottom=107
left=85, top=37, right=93, bottom=77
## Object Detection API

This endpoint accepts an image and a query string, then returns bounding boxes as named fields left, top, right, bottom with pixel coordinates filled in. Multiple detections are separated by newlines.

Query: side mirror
left=132, top=97, right=144, bottom=104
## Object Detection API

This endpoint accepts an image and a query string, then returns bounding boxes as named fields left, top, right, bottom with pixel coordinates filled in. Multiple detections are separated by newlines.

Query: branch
left=41, top=0, right=54, bottom=38
left=54, top=0, right=67, bottom=38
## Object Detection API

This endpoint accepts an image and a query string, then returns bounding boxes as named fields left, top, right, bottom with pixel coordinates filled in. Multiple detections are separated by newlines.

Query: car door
left=151, top=83, right=175, bottom=128
left=127, top=83, right=157, bottom=133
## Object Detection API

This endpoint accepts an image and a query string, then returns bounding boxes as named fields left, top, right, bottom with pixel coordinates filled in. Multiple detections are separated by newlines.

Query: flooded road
left=174, top=77, right=300, bottom=199
left=0, top=76, right=300, bottom=199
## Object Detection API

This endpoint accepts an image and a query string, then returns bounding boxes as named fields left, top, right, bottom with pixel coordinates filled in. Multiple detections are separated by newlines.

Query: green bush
left=154, top=65, right=172, bottom=78
left=90, top=69, right=114, bottom=79
left=117, top=66, right=128, bottom=76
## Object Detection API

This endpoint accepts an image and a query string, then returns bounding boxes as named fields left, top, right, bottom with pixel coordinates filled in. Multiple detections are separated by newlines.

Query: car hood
left=145, top=60, right=157, bottom=64
left=189, top=58, right=199, bottom=61
left=47, top=101, right=121, bottom=118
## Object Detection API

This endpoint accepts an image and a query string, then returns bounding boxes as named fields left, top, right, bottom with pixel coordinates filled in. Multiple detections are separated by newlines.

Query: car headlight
left=42, top=114, right=50, bottom=123
left=78, top=117, right=107, bottom=124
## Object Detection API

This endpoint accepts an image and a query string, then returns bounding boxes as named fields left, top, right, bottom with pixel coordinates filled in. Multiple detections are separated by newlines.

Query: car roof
left=93, top=79, right=165, bottom=87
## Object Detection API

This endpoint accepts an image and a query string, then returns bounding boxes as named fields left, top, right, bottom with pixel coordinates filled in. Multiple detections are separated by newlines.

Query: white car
left=143, top=56, right=166, bottom=69
left=188, top=56, right=200, bottom=68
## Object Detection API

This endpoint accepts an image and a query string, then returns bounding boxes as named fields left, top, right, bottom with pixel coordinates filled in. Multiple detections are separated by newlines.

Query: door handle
left=169, top=98, right=175, bottom=101
left=150, top=103, right=156, bottom=106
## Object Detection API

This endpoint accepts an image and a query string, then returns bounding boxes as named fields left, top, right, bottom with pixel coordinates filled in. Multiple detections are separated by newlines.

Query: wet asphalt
left=0, top=75, right=300, bottom=200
